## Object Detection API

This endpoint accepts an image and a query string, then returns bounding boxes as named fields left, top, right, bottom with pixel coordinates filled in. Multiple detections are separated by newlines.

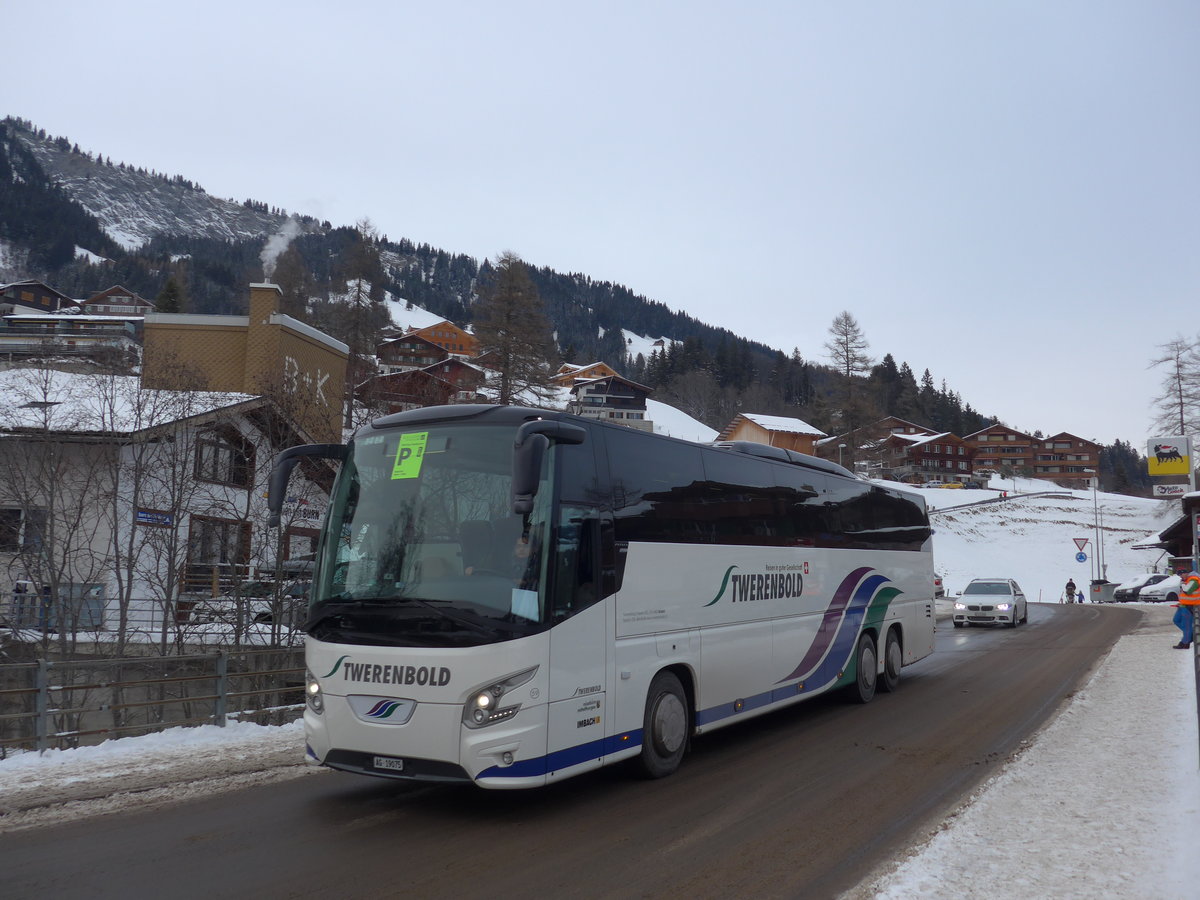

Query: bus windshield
left=309, top=422, right=553, bottom=647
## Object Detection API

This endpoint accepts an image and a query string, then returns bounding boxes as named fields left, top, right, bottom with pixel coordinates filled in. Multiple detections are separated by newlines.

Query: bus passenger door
left=545, top=506, right=608, bottom=781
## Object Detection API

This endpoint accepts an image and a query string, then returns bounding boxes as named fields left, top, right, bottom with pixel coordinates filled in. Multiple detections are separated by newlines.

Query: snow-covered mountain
left=15, top=130, right=308, bottom=252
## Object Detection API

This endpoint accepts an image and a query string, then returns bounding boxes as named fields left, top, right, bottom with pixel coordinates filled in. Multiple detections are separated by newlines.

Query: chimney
left=249, top=282, right=282, bottom=323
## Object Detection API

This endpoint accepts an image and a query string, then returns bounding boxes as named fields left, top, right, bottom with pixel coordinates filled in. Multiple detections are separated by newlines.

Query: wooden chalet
left=717, top=413, right=826, bottom=456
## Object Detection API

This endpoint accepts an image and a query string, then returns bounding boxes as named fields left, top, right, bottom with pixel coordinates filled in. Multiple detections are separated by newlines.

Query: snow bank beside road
left=0, top=720, right=310, bottom=832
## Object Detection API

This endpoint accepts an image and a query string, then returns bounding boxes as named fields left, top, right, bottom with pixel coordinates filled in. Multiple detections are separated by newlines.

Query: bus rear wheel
left=881, top=628, right=902, bottom=693
left=847, top=633, right=878, bottom=704
left=637, top=671, right=688, bottom=779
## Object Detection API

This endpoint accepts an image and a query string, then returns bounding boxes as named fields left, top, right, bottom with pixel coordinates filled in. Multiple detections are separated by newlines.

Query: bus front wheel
left=848, top=633, right=878, bottom=704
left=637, top=671, right=688, bottom=779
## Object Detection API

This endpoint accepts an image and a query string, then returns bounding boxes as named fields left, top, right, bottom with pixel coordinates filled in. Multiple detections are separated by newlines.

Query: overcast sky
left=6, top=1, right=1198, bottom=446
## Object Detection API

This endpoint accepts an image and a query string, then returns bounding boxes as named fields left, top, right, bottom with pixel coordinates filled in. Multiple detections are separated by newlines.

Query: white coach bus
left=268, top=404, right=935, bottom=789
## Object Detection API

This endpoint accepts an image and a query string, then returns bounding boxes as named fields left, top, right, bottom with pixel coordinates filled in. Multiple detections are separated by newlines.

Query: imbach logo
left=321, top=654, right=452, bottom=686
left=705, top=565, right=805, bottom=606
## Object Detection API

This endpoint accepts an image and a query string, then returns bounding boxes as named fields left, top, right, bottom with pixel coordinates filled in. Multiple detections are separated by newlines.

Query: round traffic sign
left=1075, top=552, right=1087, bottom=563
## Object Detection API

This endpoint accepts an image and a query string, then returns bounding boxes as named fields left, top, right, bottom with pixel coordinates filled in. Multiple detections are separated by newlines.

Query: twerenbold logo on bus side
left=706, top=565, right=806, bottom=606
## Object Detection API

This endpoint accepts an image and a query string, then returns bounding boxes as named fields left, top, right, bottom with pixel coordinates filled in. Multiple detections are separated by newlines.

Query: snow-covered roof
left=0, top=369, right=260, bottom=434
left=735, top=413, right=825, bottom=437
left=907, top=431, right=955, bottom=447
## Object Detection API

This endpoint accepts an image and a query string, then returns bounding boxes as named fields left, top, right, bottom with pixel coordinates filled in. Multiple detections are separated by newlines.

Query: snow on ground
left=1, top=465, right=1197, bottom=900
left=854, top=602, right=1200, bottom=900
left=383, top=294, right=448, bottom=333
left=649, top=398, right=718, bottom=443
left=906, top=476, right=1177, bottom=601
left=620, top=328, right=672, bottom=362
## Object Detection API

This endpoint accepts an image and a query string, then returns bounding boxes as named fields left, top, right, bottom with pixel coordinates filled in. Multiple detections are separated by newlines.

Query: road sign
left=1075, top=552, right=1088, bottom=563
left=1073, top=538, right=1089, bottom=551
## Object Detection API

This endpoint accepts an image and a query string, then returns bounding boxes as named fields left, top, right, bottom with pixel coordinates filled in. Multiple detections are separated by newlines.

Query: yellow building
left=142, top=284, right=349, bottom=442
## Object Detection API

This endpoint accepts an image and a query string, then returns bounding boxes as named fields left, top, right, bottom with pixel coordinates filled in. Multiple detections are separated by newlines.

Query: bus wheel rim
left=860, top=642, right=877, bottom=690
left=652, top=693, right=687, bottom=755
left=886, top=637, right=902, bottom=680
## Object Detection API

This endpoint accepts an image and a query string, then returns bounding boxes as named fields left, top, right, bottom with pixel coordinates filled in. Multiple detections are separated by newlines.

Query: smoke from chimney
left=260, top=216, right=302, bottom=281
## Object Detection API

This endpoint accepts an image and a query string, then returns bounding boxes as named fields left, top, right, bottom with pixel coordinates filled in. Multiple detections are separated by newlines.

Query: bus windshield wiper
left=397, top=596, right=509, bottom=636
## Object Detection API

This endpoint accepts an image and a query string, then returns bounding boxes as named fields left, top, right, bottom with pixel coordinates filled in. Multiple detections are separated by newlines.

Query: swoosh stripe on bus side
left=775, top=566, right=872, bottom=683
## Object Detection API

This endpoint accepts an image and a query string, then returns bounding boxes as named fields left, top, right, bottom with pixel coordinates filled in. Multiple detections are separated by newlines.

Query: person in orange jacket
left=1173, top=570, right=1200, bottom=649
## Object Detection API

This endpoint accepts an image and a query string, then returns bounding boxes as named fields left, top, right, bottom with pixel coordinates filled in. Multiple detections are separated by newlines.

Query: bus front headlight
left=463, top=666, right=539, bottom=729
left=306, top=670, right=324, bottom=715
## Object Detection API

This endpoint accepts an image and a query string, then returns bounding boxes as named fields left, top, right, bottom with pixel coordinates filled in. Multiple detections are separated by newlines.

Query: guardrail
left=929, top=491, right=1073, bottom=515
left=0, top=648, right=304, bottom=755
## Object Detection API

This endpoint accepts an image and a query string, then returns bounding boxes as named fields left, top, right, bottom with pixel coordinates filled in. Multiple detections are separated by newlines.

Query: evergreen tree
left=272, top=244, right=313, bottom=318
left=472, top=252, right=558, bottom=405
left=155, top=277, right=184, bottom=313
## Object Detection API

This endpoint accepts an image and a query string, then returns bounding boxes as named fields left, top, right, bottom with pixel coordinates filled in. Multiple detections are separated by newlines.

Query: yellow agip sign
left=1148, top=436, right=1192, bottom=476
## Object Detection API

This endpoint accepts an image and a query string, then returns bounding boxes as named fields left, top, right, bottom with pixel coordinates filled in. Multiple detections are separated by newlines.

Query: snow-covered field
left=1, top=474, right=1197, bottom=899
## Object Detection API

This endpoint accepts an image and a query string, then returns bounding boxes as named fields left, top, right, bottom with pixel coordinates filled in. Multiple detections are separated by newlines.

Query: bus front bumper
left=305, top=698, right=550, bottom=789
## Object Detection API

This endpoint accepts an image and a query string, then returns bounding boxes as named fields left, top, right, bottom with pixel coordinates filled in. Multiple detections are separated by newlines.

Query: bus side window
left=772, top=466, right=828, bottom=547
left=605, top=428, right=706, bottom=544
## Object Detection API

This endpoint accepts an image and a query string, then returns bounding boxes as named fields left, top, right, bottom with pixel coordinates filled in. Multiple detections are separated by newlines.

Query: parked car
left=941, top=482, right=965, bottom=489
left=191, top=578, right=311, bottom=626
left=953, top=578, right=1028, bottom=628
left=1139, top=575, right=1182, bottom=604
left=1112, top=573, right=1170, bottom=603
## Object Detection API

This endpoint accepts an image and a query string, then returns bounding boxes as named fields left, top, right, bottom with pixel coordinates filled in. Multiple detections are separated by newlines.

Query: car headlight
left=954, top=602, right=966, bottom=610
left=996, top=602, right=1012, bottom=611
left=463, top=666, right=538, bottom=729
left=306, top=669, right=324, bottom=715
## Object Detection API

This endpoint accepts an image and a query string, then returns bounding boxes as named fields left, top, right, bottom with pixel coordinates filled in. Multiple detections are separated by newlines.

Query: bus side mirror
left=511, top=420, right=586, bottom=515
left=268, top=444, right=348, bottom=527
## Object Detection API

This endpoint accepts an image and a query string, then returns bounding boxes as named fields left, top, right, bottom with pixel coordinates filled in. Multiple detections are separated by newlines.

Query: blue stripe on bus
left=476, top=730, right=645, bottom=780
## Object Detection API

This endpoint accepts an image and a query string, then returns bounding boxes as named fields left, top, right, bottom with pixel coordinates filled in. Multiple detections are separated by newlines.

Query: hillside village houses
left=815, top=416, right=1102, bottom=485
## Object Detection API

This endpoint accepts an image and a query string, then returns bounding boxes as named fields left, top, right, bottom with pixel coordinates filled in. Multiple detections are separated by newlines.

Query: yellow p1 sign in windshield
left=391, top=432, right=429, bottom=479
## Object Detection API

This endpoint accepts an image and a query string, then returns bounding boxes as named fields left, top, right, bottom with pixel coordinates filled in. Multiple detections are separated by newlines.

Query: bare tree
left=824, top=311, right=875, bottom=463
left=1149, top=335, right=1200, bottom=435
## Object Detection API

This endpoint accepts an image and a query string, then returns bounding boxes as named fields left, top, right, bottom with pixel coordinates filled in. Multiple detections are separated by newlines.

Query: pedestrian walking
left=1064, top=578, right=1077, bottom=604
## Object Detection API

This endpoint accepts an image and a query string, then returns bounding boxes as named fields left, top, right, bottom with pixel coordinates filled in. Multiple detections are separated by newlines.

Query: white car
left=1138, top=575, right=1182, bottom=604
left=953, top=578, right=1028, bottom=628
left=1112, top=573, right=1170, bottom=603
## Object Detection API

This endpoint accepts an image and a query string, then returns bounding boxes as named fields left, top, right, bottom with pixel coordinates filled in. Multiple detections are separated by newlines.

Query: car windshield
left=309, top=421, right=556, bottom=647
left=964, top=581, right=1013, bottom=595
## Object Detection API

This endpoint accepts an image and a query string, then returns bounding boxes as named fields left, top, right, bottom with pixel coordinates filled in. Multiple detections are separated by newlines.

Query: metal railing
left=0, top=648, right=304, bottom=755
